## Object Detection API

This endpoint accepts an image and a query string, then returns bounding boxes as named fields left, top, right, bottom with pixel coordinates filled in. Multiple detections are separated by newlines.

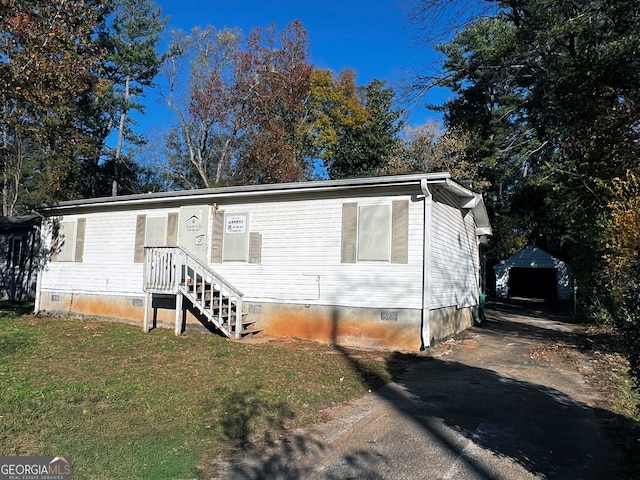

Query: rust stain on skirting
left=72, top=296, right=141, bottom=321
left=263, top=310, right=420, bottom=351
left=41, top=292, right=424, bottom=351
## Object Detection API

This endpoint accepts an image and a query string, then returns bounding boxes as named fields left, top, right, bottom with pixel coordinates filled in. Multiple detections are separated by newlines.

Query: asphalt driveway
left=213, top=299, right=628, bottom=479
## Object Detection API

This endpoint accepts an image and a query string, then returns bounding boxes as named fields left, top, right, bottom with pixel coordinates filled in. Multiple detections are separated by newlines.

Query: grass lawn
left=0, top=304, right=415, bottom=479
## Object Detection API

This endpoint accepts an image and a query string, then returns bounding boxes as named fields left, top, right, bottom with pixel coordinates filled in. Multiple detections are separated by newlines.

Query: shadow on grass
left=215, top=299, right=638, bottom=479
left=218, top=391, right=295, bottom=449
left=0, top=300, right=35, bottom=317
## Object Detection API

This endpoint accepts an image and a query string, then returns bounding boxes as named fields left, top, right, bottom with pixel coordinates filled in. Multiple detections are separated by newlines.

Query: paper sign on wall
left=225, top=215, right=246, bottom=234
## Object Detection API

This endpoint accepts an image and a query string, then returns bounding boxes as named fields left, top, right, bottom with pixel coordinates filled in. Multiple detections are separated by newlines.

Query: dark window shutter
left=391, top=201, right=409, bottom=264
left=341, top=203, right=357, bottom=263
left=211, top=209, right=223, bottom=263
left=166, top=213, right=178, bottom=246
left=74, top=218, right=86, bottom=263
left=249, top=232, right=262, bottom=264
left=134, top=215, right=146, bottom=263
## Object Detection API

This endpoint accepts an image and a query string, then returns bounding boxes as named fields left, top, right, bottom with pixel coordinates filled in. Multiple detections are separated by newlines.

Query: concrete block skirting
left=38, top=291, right=474, bottom=352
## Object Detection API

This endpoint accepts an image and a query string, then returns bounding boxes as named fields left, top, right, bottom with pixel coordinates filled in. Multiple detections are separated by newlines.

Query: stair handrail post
left=171, top=248, right=182, bottom=294
left=234, top=296, right=243, bottom=339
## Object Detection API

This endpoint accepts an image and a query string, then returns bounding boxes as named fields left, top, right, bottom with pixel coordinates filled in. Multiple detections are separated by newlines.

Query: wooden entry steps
left=182, top=278, right=262, bottom=338
left=143, top=246, right=261, bottom=340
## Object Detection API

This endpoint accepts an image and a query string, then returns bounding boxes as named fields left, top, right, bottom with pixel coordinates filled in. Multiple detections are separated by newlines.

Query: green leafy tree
left=0, top=0, right=107, bottom=212
left=411, top=0, right=640, bottom=313
left=378, top=122, right=485, bottom=186
left=325, top=78, right=404, bottom=179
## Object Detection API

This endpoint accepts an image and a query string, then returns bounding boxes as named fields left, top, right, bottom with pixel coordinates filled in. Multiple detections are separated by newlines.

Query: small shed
left=0, top=214, right=42, bottom=301
left=495, top=246, right=571, bottom=300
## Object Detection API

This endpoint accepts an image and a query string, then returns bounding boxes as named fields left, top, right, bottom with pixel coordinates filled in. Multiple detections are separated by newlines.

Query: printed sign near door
left=223, top=212, right=249, bottom=261
left=178, top=206, right=210, bottom=262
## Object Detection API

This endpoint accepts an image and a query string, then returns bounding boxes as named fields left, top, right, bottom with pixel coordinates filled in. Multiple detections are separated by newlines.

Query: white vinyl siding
left=211, top=196, right=424, bottom=309
left=40, top=197, right=424, bottom=309
left=430, top=190, right=479, bottom=309
left=42, top=209, right=177, bottom=296
left=39, top=188, right=481, bottom=312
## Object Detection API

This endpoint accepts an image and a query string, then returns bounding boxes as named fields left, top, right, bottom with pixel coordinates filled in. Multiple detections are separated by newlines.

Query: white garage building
left=495, top=246, right=572, bottom=300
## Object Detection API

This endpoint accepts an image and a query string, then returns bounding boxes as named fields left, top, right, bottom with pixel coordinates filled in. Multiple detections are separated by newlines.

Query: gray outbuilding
left=0, top=214, right=42, bottom=301
left=495, top=246, right=571, bottom=300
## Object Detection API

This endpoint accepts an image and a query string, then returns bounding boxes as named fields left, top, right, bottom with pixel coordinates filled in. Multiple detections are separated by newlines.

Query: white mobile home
left=35, top=174, right=491, bottom=351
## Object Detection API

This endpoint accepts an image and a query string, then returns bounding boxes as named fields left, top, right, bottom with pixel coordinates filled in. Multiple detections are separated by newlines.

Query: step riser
left=184, top=293, right=259, bottom=337
left=182, top=279, right=260, bottom=338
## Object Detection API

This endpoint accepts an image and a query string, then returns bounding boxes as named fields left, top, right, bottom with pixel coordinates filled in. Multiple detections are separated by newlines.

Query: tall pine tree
left=102, top=0, right=167, bottom=196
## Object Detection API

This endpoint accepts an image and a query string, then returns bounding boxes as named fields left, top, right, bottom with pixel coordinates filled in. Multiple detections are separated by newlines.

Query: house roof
left=495, top=246, right=568, bottom=271
left=0, top=214, right=42, bottom=231
left=37, top=173, right=491, bottom=236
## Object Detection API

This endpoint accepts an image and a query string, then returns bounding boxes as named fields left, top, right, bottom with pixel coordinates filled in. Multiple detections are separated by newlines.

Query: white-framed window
left=9, top=235, right=24, bottom=268
left=133, top=213, right=178, bottom=263
left=145, top=216, right=168, bottom=247
left=211, top=210, right=261, bottom=264
left=52, top=218, right=86, bottom=263
left=342, top=201, right=408, bottom=264
left=357, top=204, right=392, bottom=261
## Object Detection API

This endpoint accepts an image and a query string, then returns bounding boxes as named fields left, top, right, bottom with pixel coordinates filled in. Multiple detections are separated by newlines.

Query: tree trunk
left=113, top=75, right=131, bottom=196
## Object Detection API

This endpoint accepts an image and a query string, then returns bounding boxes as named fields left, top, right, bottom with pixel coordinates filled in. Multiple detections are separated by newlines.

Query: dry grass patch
left=0, top=307, right=415, bottom=479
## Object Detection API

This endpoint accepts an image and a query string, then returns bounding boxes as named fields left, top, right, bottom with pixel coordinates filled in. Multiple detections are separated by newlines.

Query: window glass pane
left=56, top=221, right=76, bottom=262
left=11, top=236, right=23, bottom=267
left=145, top=217, right=167, bottom=246
left=358, top=204, right=391, bottom=261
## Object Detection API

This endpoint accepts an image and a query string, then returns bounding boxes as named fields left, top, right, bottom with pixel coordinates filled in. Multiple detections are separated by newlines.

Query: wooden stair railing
left=143, top=246, right=258, bottom=339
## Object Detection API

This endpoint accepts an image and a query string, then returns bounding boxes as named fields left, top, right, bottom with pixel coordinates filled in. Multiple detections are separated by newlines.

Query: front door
left=178, top=206, right=210, bottom=263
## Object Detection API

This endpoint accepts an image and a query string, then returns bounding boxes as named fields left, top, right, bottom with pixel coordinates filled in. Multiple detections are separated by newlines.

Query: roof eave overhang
left=37, top=173, right=492, bottom=238
left=37, top=173, right=454, bottom=214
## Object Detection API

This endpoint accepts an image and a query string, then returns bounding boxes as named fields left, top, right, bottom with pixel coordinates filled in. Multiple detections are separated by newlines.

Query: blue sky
left=137, top=0, right=448, bottom=144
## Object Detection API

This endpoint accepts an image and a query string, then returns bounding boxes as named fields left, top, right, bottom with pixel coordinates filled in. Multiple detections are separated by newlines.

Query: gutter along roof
left=37, top=173, right=491, bottom=236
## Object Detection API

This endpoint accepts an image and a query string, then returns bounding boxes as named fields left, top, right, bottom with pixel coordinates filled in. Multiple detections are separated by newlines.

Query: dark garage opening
left=509, top=267, right=557, bottom=299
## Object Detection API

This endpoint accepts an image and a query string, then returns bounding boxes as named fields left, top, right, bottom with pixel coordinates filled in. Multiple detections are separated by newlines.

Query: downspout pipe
left=420, top=179, right=433, bottom=349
